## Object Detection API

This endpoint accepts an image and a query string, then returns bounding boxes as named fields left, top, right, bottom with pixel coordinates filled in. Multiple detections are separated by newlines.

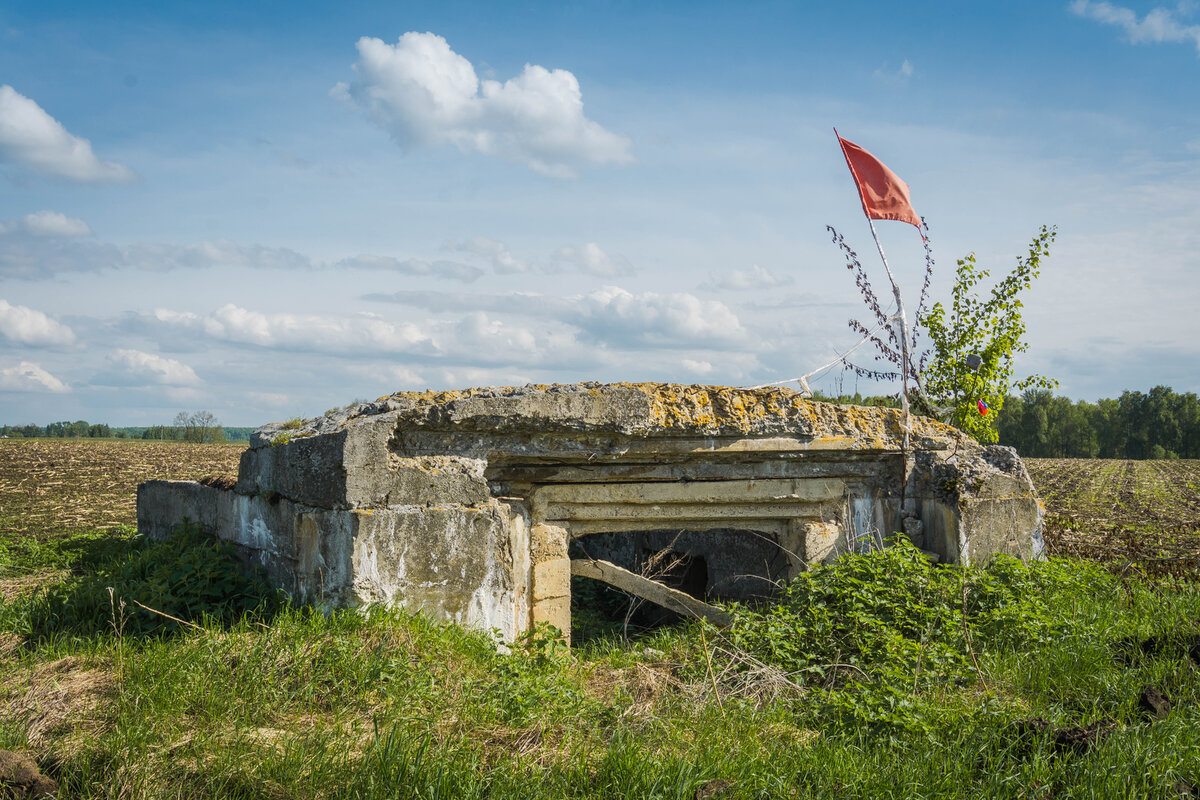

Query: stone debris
left=138, top=383, right=1044, bottom=644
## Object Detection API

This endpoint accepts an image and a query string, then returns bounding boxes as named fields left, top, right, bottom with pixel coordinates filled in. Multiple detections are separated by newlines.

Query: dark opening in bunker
left=569, top=527, right=789, bottom=638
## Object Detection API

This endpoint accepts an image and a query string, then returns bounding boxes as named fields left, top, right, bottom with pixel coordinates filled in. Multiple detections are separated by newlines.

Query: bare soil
left=0, top=439, right=244, bottom=543
left=1026, top=458, right=1200, bottom=576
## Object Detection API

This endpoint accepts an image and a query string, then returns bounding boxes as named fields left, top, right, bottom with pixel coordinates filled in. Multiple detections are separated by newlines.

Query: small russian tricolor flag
left=977, top=399, right=989, bottom=416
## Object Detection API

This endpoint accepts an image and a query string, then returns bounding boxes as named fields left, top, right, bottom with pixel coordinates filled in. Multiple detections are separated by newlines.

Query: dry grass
left=0, top=439, right=245, bottom=543
left=1, top=656, right=115, bottom=751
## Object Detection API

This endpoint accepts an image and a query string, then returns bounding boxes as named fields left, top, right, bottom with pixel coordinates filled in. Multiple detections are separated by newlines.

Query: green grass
left=0, top=530, right=1197, bottom=799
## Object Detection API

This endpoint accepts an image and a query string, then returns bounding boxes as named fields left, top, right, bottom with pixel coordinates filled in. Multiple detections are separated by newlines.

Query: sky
left=1, top=0, right=1198, bottom=427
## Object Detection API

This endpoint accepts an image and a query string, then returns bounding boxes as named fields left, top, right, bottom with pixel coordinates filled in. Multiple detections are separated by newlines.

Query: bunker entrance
left=568, top=527, right=788, bottom=636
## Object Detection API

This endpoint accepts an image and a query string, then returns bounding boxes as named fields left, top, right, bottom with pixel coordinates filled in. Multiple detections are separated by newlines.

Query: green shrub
left=721, top=538, right=1096, bottom=732
left=12, top=521, right=278, bottom=638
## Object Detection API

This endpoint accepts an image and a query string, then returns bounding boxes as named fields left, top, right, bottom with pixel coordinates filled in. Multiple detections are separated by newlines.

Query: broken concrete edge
left=137, top=382, right=1045, bottom=647
left=249, top=383, right=970, bottom=451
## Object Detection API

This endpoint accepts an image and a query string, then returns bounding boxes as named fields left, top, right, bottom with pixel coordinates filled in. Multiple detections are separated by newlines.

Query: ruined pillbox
left=137, top=383, right=1044, bottom=643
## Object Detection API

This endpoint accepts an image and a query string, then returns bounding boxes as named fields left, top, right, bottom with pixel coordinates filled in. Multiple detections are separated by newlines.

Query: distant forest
left=814, top=385, right=1200, bottom=460
left=3, top=386, right=1198, bottom=458
left=0, top=420, right=255, bottom=442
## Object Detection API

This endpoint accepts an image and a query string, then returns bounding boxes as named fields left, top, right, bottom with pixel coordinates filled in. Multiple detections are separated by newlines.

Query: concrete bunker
left=138, top=383, right=1044, bottom=644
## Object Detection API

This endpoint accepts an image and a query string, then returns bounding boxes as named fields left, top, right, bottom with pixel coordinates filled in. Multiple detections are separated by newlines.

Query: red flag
left=836, top=131, right=923, bottom=236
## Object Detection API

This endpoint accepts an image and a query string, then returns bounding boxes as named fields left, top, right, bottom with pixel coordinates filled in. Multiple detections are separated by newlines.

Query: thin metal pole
left=865, top=217, right=912, bottom=452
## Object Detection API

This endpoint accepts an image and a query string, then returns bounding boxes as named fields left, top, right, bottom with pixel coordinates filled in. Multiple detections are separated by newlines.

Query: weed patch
left=2, top=523, right=278, bottom=640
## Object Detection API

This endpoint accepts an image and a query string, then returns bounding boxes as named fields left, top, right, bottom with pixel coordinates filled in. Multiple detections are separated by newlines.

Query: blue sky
left=1, top=1, right=1198, bottom=426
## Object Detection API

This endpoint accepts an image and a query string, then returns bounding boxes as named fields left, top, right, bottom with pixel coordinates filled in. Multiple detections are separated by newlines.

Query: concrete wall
left=137, top=383, right=1044, bottom=644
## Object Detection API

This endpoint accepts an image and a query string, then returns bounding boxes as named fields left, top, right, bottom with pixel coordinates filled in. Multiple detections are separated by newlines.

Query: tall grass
left=0, top=528, right=1196, bottom=798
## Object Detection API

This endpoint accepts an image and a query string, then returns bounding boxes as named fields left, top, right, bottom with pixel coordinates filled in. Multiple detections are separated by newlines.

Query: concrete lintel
left=566, top=518, right=788, bottom=537
left=535, top=478, right=844, bottom=506
left=490, top=458, right=892, bottom=486
left=570, top=558, right=731, bottom=627
left=544, top=501, right=845, bottom=522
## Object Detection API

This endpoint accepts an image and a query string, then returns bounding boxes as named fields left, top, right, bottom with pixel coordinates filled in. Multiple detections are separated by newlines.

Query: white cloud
left=8, top=210, right=92, bottom=237
left=0, top=235, right=312, bottom=280
left=382, top=365, right=425, bottom=386
left=0, top=85, right=135, bottom=182
left=549, top=242, right=633, bottom=276
left=1070, top=1, right=1200, bottom=53
left=0, top=231, right=496, bottom=283
left=682, top=359, right=715, bottom=375
left=447, top=237, right=635, bottom=276
left=700, top=264, right=794, bottom=291
left=568, top=286, right=748, bottom=349
left=153, top=304, right=437, bottom=355
left=336, top=254, right=483, bottom=282
left=873, top=59, right=915, bottom=81
left=332, top=32, right=634, bottom=177
left=0, top=299, right=75, bottom=346
left=248, top=391, right=292, bottom=408
left=0, top=361, right=69, bottom=393
left=121, top=240, right=313, bottom=272
left=97, top=349, right=201, bottom=387
left=365, top=285, right=748, bottom=349
left=451, top=236, right=528, bottom=273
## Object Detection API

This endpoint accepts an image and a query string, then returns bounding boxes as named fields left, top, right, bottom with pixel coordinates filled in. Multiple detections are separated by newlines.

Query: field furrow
left=0, top=439, right=244, bottom=543
left=1026, top=457, right=1200, bottom=576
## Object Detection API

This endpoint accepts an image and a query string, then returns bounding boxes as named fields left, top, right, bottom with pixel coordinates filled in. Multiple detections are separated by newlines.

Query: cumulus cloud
left=0, top=85, right=135, bottom=182
left=152, top=305, right=437, bottom=355
left=142, top=302, right=590, bottom=374
left=336, top=254, right=483, bottom=282
left=450, top=236, right=529, bottom=274
left=0, top=361, right=69, bottom=393
left=0, top=230, right=495, bottom=283
left=332, top=32, right=633, bottom=177
left=94, top=349, right=201, bottom=387
left=0, top=299, right=76, bottom=346
left=365, top=285, right=748, bottom=349
left=121, top=241, right=313, bottom=272
left=447, top=237, right=635, bottom=276
left=873, top=59, right=915, bottom=81
left=0, top=235, right=312, bottom=280
left=1070, top=1, right=1200, bottom=53
left=1, top=210, right=93, bottom=237
left=549, top=242, right=633, bottom=276
left=571, top=286, right=747, bottom=348
left=700, top=264, right=794, bottom=291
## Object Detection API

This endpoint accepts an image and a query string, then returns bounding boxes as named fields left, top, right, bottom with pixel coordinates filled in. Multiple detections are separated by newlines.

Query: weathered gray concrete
left=137, top=382, right=1044, bottom=643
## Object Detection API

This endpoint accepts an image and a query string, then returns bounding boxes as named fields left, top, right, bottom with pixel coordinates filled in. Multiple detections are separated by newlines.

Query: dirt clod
left=1138, top=686, right=1171, bottom=721
left=694, top=778, right=733, bottom=800
left=0, top=749, right=57, bottom=797
left=1013, top=717, right=1118, bottom=753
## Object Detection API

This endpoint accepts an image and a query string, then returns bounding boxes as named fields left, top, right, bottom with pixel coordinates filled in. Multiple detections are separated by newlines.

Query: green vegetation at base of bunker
left=0, top=528, right=1197, bottom=799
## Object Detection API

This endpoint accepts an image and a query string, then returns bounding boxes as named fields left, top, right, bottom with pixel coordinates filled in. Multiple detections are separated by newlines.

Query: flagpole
left=865, top=212, right=912, bottom=454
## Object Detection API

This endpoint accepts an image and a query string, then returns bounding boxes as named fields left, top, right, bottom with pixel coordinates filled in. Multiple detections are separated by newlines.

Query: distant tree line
left=997, top=386, right=1200, bottom=459
left=2, top=411, right=253, bottom=442
left=140, top=411, right=226, bottom=443
left=1, top=421, right=124, bottom=439
left=819, top=386, right=1200, bottom=459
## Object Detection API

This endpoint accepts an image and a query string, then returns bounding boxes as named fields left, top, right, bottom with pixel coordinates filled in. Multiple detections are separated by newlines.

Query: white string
left=744, top=318, right=891, bottom=395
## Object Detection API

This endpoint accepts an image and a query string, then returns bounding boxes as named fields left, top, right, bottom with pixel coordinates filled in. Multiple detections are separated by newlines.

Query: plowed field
left=1026, top=458, right=1200, bottom=576
left=0, top=439, right=244, bottom=543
